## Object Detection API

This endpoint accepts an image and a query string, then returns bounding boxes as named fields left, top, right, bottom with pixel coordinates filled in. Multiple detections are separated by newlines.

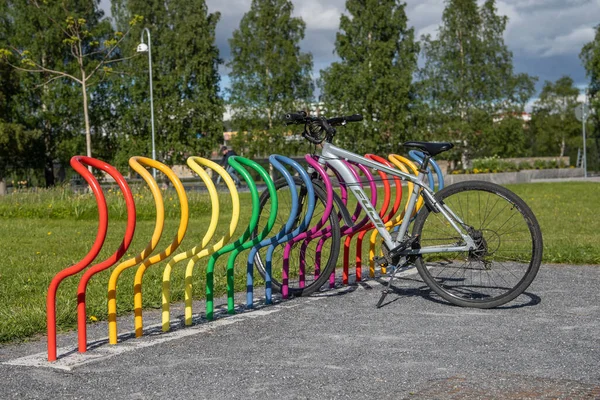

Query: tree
left=227, top=0, right=313, bottom=156
left=530, top=76, right=581, bottom=158
left=319, top=0, right=419, bottom=154
left=0, top=0, right=43, bottom=194
left=580, top=24, right=600, bottom=171
left=419, top=0, right=536, bottom=166
left=1, top=0, right=142, bottom=163
left=110, top=0, right=224, bottom=167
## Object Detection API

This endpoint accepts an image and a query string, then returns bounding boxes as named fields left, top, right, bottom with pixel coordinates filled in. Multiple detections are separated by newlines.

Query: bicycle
left=254, top=111, right=543, bottom=309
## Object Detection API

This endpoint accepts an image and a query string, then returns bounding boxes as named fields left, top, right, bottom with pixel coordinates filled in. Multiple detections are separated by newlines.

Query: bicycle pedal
left=373, top=256, right=388, bottom=268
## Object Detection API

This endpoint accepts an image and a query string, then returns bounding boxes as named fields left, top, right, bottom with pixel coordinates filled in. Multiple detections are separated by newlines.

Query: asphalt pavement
left=1, top=264, right=599, bottom=399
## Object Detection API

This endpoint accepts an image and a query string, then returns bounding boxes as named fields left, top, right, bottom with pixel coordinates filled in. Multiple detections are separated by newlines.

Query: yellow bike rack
left=161, top=156, right=240, bottom=330
left=108, top=157, right=167, bottom=344
left=132, top=161, right=189, bottom=337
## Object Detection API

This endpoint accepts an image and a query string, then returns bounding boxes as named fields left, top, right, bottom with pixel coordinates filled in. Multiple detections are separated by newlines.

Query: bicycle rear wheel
left=412, top=180, right=543, bottom=308
left=253, top=177, right=341, bottom=296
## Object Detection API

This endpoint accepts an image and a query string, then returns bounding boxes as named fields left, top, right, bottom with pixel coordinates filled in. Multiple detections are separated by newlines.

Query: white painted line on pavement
left=2, top=298, right=322, bottom=371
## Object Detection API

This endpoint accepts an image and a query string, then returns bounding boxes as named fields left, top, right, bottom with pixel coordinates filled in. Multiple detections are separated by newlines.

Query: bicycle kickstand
left=375, top=258, right=412, bottom=309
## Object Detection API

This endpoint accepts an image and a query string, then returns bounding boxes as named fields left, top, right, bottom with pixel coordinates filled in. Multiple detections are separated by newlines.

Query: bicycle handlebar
left=283, top=111, right=363, bottom=144
left=284, top=111, right=308, bottom=123
left=283, top=112, right=363, bottom=126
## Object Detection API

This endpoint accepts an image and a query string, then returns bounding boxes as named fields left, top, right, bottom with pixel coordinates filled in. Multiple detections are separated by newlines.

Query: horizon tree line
left=1, top=0, right=599, bottom=194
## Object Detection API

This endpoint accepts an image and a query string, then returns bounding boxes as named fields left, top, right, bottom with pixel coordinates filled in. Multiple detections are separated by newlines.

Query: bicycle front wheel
left=412, top=180, right=543, bottom=308
left=253, top=177, right=341, bottom=296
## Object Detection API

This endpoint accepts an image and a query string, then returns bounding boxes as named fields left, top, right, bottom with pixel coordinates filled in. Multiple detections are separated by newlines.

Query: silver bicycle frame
left=318, top=142, right=476, bottom=257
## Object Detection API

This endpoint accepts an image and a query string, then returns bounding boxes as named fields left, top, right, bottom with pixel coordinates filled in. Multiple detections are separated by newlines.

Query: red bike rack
left=46, top=156, right=136, bottom=361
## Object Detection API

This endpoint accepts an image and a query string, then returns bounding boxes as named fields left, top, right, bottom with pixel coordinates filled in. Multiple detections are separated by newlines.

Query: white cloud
left=417, top=23, right=439, bottom=39
left=499, top=0, right=599, bottom=57
left=294, top=0, right=344, bottom=31
left=206, top=0, right=250, bottom=17
left=541, top=26, right=596, bottom=57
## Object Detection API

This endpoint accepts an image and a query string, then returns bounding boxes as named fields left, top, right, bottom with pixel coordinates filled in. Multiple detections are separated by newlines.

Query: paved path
left=1, top=264, right=599, bottom=399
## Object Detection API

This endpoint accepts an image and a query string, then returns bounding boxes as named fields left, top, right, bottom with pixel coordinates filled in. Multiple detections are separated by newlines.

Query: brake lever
left=319, top=117, right=336, bottom=136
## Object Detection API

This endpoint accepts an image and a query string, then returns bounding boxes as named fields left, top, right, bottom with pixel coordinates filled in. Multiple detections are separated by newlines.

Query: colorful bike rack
left=47, top=156, right=136, bottom=361
left=46, top=149, right=444, bottom=361
left=348, top=154, right=403, bottom=282
left=246, top=155, right=316, bottom=306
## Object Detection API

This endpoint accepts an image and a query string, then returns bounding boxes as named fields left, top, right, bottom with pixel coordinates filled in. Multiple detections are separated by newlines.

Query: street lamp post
left=137, top=27, right=156, bottom=178
left=575, top=95, right=590, bottom=179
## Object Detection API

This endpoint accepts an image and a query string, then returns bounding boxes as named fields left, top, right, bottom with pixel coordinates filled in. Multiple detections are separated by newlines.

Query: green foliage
left=0, top=123, right=43, bottom=178
left=2, top=0, right=127, bottom=186
left=479, top=114, right=528, bottom=158
left=226, top=0, right=313, bottom=155
left=472, top=156, right=520, bottom=173
left=418, top=0, right=537, bottom=166
left=530, top=76, right=582, bottom=159
left=110, top=0, right=224, bottom=168
left=319, top=0, right=418, bottom=154
left=452, top=156, right=569, bottom=173
left=580, top=24, right=600, bottom=172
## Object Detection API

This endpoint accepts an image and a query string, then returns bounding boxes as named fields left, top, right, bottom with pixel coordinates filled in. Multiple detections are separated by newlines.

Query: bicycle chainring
left=382, top=231, right=403, bottom=266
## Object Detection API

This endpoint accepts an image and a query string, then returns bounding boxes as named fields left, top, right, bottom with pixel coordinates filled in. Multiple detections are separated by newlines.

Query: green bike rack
left=205, top=156, right=278, bottom=320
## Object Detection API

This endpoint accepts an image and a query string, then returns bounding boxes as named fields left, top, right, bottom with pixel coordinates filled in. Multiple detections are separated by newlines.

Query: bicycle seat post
left=419, top=154, right=432, bottom=174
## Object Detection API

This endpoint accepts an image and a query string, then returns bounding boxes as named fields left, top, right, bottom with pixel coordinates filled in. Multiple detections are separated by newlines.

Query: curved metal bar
left=303, top=161, right=361, bottom=287
left=46, top=156, right=110, bottom=361
left=75, top=158, right=136, bottom=354
left=245, top=155, right=315, bottom=307
left=345, top=154, right=395, bottom=283
left=133, top=162, right=189, bottom=337
left=281, top=155, right=335, bottom=299
left=108, top=156, right=166, bottom=345
left=183, top=157, right=240, bottom=326
left=408, top=150, right=445, bottom=190
left=161, top=158, right=219, bottom=332
left=368, top=155, right=422, bottom=276
left=205, top=156, right=277, bottom=319
left=338, top=161, right=378, bottom=285
left=355, top=154, right=402, bottom=282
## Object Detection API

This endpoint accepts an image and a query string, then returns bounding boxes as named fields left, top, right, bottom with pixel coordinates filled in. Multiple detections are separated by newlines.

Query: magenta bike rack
left=310, top=160, right=377, bottom=288
left=280, top=155, right=335, bottom=298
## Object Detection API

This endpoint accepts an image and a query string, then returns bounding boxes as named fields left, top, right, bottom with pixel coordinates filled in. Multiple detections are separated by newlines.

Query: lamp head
left=137, top=43, right=149, bottom=53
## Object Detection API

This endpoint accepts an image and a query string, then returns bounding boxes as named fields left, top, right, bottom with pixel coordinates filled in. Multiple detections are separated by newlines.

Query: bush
left=450, top=157, right=569, bottom=174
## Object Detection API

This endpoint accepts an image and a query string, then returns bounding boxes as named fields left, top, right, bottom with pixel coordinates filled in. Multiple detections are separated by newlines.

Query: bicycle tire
left=412, top=180, right=543, bottom=308
left=253, top=177, right=341, bottom=296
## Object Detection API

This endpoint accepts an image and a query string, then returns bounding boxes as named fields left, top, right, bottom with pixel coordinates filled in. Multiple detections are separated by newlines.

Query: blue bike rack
left=246, top=155, right=316, bottom=307
left=408, top=150, right=445, bottom=191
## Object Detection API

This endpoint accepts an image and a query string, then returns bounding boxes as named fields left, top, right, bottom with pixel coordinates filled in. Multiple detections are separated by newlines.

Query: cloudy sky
left=102, top=0, right=600, bottom=99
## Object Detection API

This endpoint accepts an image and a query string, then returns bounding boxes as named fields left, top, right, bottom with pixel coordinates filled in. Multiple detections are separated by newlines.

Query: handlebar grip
left=284, top=111, right=307, bottom=123
left=344, top=114, right=363, bottom=122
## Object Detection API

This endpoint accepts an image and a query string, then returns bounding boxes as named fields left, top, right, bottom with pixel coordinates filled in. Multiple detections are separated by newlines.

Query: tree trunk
left=0, top=177, right=6, bottom=196
left=265, top=65, right=273, bottom=129
left=44, top=157, right=55, bottom=187
left=81, top=71, right=92, bottom=159
left=41, top=52, right=55, bottom=187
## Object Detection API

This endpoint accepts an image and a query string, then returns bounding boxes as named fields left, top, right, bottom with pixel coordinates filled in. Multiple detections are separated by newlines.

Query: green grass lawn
left=0, top=181, right=599, bottom=343
left=505, top=182, right=600, bottom=264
